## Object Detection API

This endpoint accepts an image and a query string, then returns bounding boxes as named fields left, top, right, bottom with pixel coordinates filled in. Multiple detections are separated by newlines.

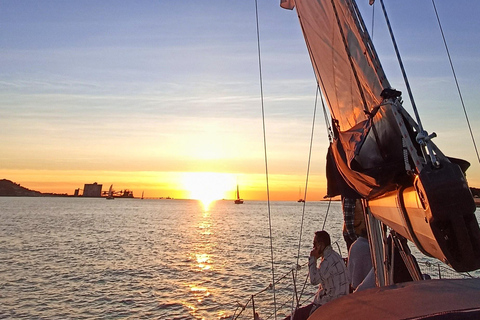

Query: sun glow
left=181, top=172, right=236, bottom=208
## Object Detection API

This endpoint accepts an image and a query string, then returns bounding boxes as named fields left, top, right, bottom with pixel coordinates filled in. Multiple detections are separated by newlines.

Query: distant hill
left=0, top=179, right=43, bottom=196
left=0, top=179, right=70, bottom=197
left=0, top=179, right=42, bottom=197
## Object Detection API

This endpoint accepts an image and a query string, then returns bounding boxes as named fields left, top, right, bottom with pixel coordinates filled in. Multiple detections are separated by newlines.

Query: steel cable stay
left=253, top=0, right=335, bottom=316
left=379, top=0, right=450, bottom=167
left=236, top=1, right=480, bottom=318
left=431, top=0, right=480, bottom=164
left=295, top=86, right=320, bottom=275
left=293, top=84, right=337, bottom=314
left=249, top=0, right=355, bottom=318
left=254, top=0, right=277, bottom=318
left=379, top=0, right=479, bottom=167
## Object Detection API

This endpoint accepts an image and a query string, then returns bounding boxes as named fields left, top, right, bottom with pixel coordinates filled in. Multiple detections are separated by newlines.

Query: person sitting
left=285, top=230, right=350, bottom=320
left=347, top=230, right=373, bottom=292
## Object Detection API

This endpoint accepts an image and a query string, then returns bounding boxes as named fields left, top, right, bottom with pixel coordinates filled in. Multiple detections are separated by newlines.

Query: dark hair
left=315, top=230, right=331, bottom=247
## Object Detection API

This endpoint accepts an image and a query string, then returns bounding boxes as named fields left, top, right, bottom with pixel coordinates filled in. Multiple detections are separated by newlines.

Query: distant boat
left=297, top=186, right=305, bottom=202
left=106, top=185, right=114, bottom=200
left=141, top=191, right=144, bottom=200
left=234, top=184, right=243, bottom=204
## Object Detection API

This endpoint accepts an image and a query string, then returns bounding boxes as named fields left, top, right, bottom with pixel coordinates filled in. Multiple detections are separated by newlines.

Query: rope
left=378, top=0, right=423, bottom=132
left=370, top=0, right=375, bottom=39
left=254, top=0, right=277, bottom=318
left=379, top=0, right=439, bottom=167
left=295, top=86, right=320, bottom=274
left=431, top=0, right=480, bottom=164
left=321, top=198, right=332, bottom=231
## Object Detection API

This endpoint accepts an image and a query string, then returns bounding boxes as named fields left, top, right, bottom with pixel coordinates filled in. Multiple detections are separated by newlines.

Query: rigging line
left=431, top=0, right=480, bottom=164
left=296, top=271, right=310, bottom=310
left=295, top=85, right=320, bottom=278
left=254, top=0, right=277, bottom=318
left=320, top=86, right=333, bottom=143
left=378, top=0, right=423, bottom=132
left=371, top=1, right=375, bottom=39
left=322, top=198, right=332, bottom=231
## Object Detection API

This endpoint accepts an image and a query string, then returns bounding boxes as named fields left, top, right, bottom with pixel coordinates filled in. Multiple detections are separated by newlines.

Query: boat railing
left=230, top=259, right=477, bottom=319
left=231, top=261, right=316, bottom=319
left=418, top=260, right=477, bottom=279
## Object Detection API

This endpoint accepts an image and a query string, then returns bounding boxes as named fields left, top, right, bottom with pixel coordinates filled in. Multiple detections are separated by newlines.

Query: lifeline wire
left=431, top=0, right=480, bottom=164
left=254, top=0, right=277, bottom=318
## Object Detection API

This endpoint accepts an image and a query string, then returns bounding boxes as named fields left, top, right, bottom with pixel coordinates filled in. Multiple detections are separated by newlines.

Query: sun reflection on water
left=196, top=253, right=211, bottom=271
left=183, top=203, right=219, bottom=319
left=190, top=285, right=211, bottom=302
left=198, top=221, right=212, bottom=236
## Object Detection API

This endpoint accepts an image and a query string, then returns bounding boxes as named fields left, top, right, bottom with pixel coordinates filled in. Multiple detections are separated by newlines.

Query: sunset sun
left=181, top=172, right=236, bottom=208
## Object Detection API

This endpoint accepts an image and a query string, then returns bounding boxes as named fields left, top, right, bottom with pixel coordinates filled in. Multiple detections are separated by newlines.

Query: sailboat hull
left=368, top=160, right=480, bottom=272
left=309, top=278, right=480, bottom=320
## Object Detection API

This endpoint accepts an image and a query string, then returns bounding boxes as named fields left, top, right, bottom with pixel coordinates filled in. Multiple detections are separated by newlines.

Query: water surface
left=0, top=197, right=477, bottom=319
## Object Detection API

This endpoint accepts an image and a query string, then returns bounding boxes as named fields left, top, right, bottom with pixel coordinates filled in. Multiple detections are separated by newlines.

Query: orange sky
left=1, top=1, right=480, bottom=201
left=0, top=169, right=329, bottom=201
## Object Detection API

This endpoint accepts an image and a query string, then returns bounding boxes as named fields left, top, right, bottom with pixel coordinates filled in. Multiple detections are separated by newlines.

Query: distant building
left=83, top=182, right=102, bottom=197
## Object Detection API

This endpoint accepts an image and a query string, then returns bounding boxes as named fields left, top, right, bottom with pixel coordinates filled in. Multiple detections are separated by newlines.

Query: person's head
left=314, top=230, right=331, bottom=255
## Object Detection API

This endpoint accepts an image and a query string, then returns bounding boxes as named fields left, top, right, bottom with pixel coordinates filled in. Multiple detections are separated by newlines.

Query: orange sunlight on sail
left=181, top=172, right=236, bottom=209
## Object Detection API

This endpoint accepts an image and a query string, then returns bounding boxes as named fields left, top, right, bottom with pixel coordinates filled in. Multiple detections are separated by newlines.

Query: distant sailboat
left=297, top=186, right=305, bottom=203
left=234, top=184, right=243, bottom=204
left=141, top=191, right=144, bottom=200
left=106, top=184, right=114, bottom=200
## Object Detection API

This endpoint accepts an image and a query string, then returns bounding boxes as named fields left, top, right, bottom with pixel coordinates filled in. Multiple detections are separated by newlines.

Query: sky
left=1, top=0, right=480, bottom=201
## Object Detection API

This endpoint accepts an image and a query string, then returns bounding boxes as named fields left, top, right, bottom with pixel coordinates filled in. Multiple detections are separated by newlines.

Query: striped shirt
left=342, top=197, right=358, bottom=242
left=308, top=245, right=349, bottom=308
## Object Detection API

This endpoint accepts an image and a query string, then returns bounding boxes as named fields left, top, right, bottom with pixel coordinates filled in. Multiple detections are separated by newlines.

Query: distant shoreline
left=3, top=179, right=479, bottom=202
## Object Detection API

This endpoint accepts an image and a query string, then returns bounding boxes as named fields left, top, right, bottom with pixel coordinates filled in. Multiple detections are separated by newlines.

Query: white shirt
left=347, top=237, right=372, bottom=290
left=308, top=245, right=349, bottom=307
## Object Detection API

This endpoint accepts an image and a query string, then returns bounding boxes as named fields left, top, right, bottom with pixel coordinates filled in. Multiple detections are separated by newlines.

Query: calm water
left=0, top=197, right=342, bottom=319
left=0, top=198, right=478, bottom=319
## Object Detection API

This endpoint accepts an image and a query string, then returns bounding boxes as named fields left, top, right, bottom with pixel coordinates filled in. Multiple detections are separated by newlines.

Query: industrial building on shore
left=74, top=182, right=134, bottom=198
